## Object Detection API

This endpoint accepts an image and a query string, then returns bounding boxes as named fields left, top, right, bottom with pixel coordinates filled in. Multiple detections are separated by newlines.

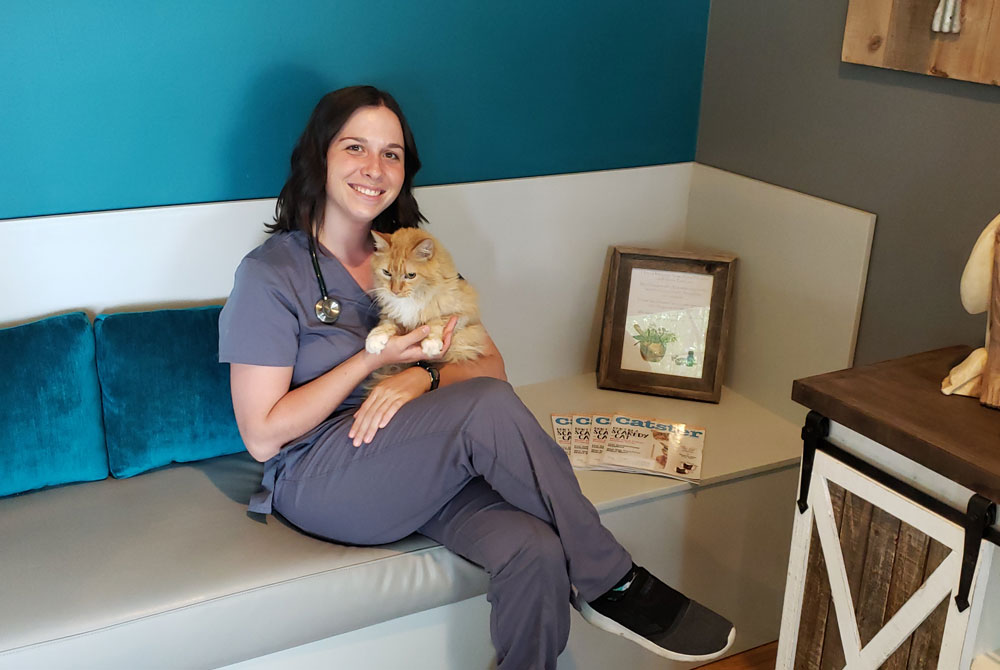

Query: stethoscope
left=308, top=234, right=341, bottom=324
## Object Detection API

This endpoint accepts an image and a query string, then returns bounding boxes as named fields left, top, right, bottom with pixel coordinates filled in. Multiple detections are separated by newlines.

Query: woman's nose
left=362, top=155, right=382, bottom=179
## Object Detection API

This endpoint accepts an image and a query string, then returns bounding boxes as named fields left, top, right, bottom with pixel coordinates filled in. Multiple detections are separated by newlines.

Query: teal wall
left=2, top=1, right=710, bottom=220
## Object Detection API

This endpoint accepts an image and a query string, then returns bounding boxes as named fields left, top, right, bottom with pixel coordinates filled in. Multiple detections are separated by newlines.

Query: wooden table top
left=792, top=346, right=1000, bottom=502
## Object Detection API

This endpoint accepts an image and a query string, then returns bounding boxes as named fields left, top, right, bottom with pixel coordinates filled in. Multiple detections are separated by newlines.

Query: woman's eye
left=384, top=151, right=401, bottom=160
left=347, top=144, right=363, bottom=153
left=405, top=272, right=416, bottom=279
left=381, top=269, right=391, bottom=277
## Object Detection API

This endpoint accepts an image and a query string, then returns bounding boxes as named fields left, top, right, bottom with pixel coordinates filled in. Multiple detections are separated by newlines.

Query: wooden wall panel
left=856, top=506, right=902, bottom=647
left=881, top=523, right=932, bottom=669
left=794, top=482, right=847, bottom=670
left=905, top=542, right=952, bottom=669
left=794, top=525, right=833, bottom=670
left=884, top=0, right=941, bottom=71
left=790, top=482, right=951, bottom=667
left=822, top=489, right=875, bottom=668
left=843, top=0, right=1000, bottom=86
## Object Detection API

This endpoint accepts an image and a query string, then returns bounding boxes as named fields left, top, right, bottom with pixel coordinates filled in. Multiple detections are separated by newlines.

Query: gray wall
left=696, top=0, right=1000, bottom=366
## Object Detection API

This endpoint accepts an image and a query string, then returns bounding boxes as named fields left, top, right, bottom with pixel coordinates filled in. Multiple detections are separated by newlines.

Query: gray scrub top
left=219, top=230, right=379, bottom=512
left=219, top=229, right=378, bottom=406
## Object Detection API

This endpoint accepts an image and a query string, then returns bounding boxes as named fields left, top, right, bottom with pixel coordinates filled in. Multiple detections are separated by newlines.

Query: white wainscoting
left=416, top=164, right=692, bottom=385
left=0, top=163, right=874, bottom=397
left=686, top=164, right=875, bottom=424
left=0, top=164, right=692, bottom=387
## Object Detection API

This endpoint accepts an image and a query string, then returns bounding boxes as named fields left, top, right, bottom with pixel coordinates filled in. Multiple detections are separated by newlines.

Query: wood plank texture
left=842, top=0, right=895, bottom=66
left=794, top=482, right=847, bottom=670
left=856, top=505, right=902, bottom=647
left=882, top=522, right=932, bottom=669
left=821, top=489, right=874, bottom=668
left=698, top=642, right=778, bottom=670
left=984, top=7, right=1000, bottom=83
left=843, top=0, right=1000, bottom=86
left=884, top=0, right=940, bottom=72
left=930, top=0, right=996, bottom=80
left=907, top=596, right=950, bottom=669
left=791, top=346, right=1000, bottom=502
left=790, top=477, right=956, bottom=668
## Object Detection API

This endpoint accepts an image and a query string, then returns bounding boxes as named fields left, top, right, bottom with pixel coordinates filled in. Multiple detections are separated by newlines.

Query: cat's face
left=371, top=229, right=437, bottom=299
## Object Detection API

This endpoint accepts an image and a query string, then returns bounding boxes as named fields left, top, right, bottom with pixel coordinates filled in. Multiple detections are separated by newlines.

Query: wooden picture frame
left=597, top=247, right=737, bottom=403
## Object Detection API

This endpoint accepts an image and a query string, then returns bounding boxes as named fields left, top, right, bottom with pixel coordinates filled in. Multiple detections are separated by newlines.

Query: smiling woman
left=218, top=85, right=735, bottom=670
left=323, top=107, right=405, bottom=240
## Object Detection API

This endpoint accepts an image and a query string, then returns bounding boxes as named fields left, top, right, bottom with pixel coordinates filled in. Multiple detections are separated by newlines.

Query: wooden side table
left=777, top=347, right=1000, bottom=670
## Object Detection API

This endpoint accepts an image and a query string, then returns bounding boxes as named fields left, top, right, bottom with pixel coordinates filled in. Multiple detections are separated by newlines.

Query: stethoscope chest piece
left=315, top=297, right=341, bottom=324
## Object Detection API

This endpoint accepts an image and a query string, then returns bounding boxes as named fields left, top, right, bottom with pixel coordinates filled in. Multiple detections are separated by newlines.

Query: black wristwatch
left=415, top=361, right=440, bottom=391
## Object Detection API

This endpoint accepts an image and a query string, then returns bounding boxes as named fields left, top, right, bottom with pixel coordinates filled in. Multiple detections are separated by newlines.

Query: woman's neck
left=316, top=220, right=373, bottom=267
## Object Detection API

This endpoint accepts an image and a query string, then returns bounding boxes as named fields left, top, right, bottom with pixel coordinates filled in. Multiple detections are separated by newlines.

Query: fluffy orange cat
left=365, top=228, right=486, bottom=366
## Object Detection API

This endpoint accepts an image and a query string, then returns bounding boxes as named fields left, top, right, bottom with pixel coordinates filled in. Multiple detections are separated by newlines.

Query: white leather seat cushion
left=0, top=453, right=487, bottom=669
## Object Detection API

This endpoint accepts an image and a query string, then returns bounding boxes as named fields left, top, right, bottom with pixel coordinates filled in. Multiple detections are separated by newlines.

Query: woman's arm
left=438, top=331, right=507, bottom=386
left=232, top=326, right=434, bottom=462
left=348, top=326, right=507, bottom=446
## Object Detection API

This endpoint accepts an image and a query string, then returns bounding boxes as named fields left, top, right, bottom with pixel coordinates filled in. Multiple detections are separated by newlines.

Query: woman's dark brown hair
left=269, top=86, right=425, bottom=236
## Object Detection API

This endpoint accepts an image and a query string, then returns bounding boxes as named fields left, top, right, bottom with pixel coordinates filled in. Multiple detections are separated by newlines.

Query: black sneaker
left=580, top=566, right=735, bottom=662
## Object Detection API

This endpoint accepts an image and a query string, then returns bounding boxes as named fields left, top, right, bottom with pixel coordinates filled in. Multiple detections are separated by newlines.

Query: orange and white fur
left=365, top=228, right=486, bottom=365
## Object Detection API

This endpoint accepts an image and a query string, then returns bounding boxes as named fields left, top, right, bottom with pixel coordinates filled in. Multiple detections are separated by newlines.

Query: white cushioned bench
left=0, top=452, right=487, bottom=667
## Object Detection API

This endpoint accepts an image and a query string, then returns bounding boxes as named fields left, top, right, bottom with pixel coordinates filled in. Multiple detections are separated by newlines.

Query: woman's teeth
left=352, top=184, right=382, bottom=196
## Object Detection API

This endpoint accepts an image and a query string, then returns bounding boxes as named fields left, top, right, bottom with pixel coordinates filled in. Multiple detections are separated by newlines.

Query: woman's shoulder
left=234, top=231, right=308, bottom=289
left=244, top=230, right=307, bottom=267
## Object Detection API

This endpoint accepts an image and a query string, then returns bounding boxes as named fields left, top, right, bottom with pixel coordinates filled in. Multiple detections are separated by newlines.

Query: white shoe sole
left=580, top=601, right=737, bottom=663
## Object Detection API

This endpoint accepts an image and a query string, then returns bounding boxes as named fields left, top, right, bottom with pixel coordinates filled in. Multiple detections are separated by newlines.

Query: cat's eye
left=405, top=272, right=416, bottom=279
left=381, top=269, right=391, bottom=277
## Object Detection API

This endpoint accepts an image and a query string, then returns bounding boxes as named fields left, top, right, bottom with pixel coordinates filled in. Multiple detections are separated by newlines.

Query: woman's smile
left=349, top=183, right=386, bottom=197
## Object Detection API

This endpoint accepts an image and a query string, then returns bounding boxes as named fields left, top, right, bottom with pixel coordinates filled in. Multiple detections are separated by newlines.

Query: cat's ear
left=412, top=237, right=435, bottom=261
left=371, top=231, right=391, bottom=252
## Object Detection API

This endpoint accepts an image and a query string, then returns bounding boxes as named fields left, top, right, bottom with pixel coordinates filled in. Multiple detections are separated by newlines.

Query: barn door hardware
left=956, top=494, right=997, bottom=611
left=796, top=411, right=828, bottom=513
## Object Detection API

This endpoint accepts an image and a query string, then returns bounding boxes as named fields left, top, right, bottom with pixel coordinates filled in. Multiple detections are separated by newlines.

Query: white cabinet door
left=777, top=449, right=995, bottom=670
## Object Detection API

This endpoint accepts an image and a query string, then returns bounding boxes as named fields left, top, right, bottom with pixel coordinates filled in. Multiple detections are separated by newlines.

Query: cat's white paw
left=366, top=332, right=390, bottom=354
left=421, top=337, right=444, bottom=358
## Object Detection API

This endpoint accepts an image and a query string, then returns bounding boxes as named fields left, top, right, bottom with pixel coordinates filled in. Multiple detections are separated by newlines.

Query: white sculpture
left=941, top=212, right=1000, bottom=408
left=932, top=0, right=962, bottom=33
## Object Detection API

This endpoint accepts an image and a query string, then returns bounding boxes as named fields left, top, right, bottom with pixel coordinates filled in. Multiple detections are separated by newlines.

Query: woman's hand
left=350, top=317, right=457, bottom=446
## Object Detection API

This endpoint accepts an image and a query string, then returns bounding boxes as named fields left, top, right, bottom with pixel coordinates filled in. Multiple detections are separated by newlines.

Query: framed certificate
left=597, top=247, right=737, bottom=402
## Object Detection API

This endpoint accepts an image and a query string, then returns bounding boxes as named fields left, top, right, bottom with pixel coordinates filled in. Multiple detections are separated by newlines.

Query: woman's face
left=323, top=105, right=406, bottom=229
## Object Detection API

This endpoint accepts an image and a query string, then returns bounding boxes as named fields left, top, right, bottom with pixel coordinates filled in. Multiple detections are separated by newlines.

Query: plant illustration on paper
left=631, top=324, right=677, bottom=363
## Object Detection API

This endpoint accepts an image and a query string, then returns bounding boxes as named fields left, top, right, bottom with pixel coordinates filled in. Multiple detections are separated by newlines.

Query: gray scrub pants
left=272, top=377, right=633, bottom=670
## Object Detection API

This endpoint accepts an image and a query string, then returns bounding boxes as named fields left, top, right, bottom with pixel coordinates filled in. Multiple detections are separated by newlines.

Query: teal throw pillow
left=95, top=306, right=244, bottom=478
left=0, top=312, right=109, bottom=497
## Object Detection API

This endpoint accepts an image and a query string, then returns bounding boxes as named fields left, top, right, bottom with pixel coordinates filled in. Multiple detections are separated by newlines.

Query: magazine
left=551, top=412, right=705, bottom=482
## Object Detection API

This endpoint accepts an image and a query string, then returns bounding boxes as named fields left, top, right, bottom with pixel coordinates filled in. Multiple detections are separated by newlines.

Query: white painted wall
left=418, top=164, right=692, bottom=385
left=0, top=163, right=873, bottom=400
left=686, top=165, right=875, bottom=423
left=0, top=200, right=273, bottom=322
left=0, top=165, right=692, bottom=387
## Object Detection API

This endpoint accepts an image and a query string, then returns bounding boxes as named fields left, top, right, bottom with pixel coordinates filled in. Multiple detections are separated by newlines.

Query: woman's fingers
left=397, top=326, right=430, bottom=349
left=349, top=394, right=381, bottom=446
left=378, top=326, right=430, bottom=365
left=349, top=368, right=428, bottom=446
left=439, top=316, right=458, bottom=356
